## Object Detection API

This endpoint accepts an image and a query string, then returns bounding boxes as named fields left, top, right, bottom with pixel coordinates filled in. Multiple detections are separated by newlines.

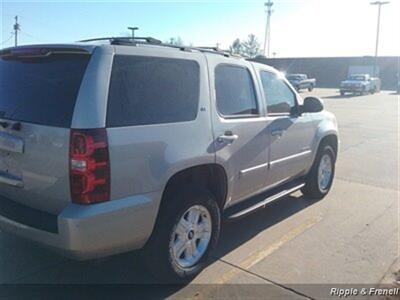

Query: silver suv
left=0, top=38, right=338, bottom=281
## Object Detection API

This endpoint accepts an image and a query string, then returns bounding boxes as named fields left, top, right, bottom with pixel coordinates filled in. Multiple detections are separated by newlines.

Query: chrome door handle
left=271, top=129, right=284, bottom=137
left=217, top=133, right=239, bottom=144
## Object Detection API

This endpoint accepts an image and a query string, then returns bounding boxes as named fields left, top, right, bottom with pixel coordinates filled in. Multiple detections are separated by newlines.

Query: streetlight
left=127, top=27, right=139, bottom=39
left=370, top=1, right=390, bottom=77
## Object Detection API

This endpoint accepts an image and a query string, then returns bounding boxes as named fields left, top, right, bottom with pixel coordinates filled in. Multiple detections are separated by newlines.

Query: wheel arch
left=316, top=133, right=339, bottom=161
left=159, top=164, right=228, bottom=212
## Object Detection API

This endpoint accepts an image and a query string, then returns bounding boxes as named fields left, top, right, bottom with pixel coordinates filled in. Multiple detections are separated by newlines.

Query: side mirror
left=302, top=96, right=324, bottom=113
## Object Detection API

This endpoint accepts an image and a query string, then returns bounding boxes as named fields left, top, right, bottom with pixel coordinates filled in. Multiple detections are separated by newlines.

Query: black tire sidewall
left=146, top=187, right=220, bottom=282
left=303, top=144, right=336, bottom=199
left=316, top=147, right=335, bottom=194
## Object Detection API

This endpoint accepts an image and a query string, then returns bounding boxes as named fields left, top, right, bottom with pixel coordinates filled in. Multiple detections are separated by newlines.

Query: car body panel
left=204, top=54, right=271, bottom=207
left=0, top=43, right=339, bottom=259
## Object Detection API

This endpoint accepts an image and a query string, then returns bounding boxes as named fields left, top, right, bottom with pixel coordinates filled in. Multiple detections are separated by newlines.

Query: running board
left=224, top=180, right=305, bottom=220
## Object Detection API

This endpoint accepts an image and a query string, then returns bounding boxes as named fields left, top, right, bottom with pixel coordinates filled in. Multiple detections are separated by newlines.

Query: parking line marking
left=216, top=216, right=322, bottom=284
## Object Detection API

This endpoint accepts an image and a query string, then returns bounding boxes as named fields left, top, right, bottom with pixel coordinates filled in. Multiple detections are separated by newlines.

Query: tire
left=144, top=187, right=221, bottom=282
left=301, top=144, right=336, bottom=200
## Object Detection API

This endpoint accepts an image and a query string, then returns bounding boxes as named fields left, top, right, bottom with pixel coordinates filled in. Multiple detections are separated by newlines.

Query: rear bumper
left=0, top=190, right=162, bottom=260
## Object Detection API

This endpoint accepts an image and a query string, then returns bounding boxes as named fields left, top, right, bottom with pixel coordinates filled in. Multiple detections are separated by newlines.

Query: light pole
left=127, top=27, right=139, bottom=39
left=263, top=0, right=274, bottom=57
left=370, top=1, right=390, bottom=77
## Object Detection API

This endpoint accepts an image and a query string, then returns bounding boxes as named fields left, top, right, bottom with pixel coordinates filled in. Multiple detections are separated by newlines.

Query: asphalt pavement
left=0, top=89, right=398, bottom=299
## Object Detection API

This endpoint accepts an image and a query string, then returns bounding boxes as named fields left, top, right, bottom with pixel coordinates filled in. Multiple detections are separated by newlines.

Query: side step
left=224, top=180, right=305, bottom=220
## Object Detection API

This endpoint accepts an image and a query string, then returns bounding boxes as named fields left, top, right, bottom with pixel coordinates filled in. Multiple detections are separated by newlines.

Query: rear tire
left=301, top=144, right=336, bottom=200
left=144, top=187, right=221, bottom=283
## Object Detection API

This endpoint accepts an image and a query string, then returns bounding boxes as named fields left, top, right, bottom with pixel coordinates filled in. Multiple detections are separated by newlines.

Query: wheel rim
left=318, top=153, right=333, bottom=192
left=169, top=205, right=212, bottom=268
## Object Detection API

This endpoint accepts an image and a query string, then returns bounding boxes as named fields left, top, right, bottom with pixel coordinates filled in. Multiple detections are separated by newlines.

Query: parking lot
left=0, top=89, right=398, bottom=299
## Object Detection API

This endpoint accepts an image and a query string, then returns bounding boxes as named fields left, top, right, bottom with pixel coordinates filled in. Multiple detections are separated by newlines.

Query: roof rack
left=192, top=46, right=231, bottom=57
left=78, top=37, right=236, bottom=58
left=78, top=36, right=163, bottom=44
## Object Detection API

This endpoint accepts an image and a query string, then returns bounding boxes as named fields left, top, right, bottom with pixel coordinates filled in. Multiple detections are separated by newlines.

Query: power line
left=19, top=31, right=43, bottom=42
left=0, top=34, right=14, bottom=45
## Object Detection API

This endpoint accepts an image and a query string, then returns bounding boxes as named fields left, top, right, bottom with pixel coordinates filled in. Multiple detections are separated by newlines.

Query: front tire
left=144, top=187, right=221, bottom=282
left=302, top=144, right=336, bottom=200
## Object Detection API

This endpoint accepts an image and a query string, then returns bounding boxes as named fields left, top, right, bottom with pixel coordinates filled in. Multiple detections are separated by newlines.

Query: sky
left=1, top=0, right=399, bottom=57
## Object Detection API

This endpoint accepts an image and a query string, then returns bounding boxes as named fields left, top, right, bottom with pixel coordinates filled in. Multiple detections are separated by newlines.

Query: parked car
left=340, top=74, right=380, bottom=95
left=0, top=39, right=339, bottom=282
left=286, top=74, right=316, bottom=92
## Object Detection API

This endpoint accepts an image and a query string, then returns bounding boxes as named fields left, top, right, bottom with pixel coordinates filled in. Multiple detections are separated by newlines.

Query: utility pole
left=13, top=15, right=20, bottom=47
left=370, top=1, right=390, bottom=77
left=263, top=0, right=273, bottom=57
left=127, top=27, right=139, bottom=39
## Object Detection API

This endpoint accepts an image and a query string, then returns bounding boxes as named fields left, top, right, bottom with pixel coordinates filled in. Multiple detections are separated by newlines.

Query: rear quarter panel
left=106, top=47, right=215, bottom=201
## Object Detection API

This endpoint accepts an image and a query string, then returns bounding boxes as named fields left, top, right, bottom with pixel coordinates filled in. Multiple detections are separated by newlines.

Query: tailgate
left=0, top=47, right=91, bottom=214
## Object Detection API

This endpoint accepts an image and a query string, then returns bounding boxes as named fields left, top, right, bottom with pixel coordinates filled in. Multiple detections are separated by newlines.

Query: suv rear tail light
left=69, top=128, right=110, bottom=204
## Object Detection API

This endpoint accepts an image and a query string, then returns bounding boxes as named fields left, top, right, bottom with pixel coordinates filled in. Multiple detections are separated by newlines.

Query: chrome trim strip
left=270, top=150, right=311, bottom=167
left=240, top=162, right=269, bottom=176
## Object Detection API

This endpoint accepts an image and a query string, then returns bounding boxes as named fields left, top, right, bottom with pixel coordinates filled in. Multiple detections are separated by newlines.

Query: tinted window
left=260, top=71, right=296, bottom=114
left=215, top=65, right=258, bottom=116
left=107, top=55, right=200, bottom=127
left=0, top=54, right=90, bottom=127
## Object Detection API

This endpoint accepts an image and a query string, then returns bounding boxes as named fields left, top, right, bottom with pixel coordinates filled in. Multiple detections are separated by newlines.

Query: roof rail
left=78, top=36, right=163, bottom=44
left=78, top=37, right=237, bottom=58
left=192, top=46, right=232, bottom=57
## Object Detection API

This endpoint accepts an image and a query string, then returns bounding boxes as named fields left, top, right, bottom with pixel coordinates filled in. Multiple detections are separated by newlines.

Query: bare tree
left=229, top=38, right=243, bottom=55
left=242, top=34, right=261, bottom=58
left=165, top=37, right=184, bottom=46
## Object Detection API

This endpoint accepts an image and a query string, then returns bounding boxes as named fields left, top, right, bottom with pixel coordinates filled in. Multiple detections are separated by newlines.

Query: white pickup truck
left=340, top=74, right=380, bottom=96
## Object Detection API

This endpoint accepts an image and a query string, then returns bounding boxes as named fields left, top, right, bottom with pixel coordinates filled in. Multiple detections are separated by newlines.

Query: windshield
left=0, top=53, right=90, bottom=127
left=287, top=75, right=301, bottom=80
left=348, top=75, right=366, bottom=81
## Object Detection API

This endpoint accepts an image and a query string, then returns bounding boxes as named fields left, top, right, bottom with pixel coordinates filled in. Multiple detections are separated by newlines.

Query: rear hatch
left=0, top=46, right=92, bottom=214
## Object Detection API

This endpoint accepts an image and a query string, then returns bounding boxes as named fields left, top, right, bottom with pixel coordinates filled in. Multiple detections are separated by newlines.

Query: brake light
left=69, top=129, right=110, bottom=204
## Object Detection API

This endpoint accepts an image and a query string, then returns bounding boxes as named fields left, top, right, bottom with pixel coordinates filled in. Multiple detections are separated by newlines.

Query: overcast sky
left=1, top=0, right=399, bottom=57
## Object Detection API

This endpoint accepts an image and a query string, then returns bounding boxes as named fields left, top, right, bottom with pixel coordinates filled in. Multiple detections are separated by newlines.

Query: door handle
left=217, top=131, right=239, bottom=144
left=271, top=129, right=284, bottom=137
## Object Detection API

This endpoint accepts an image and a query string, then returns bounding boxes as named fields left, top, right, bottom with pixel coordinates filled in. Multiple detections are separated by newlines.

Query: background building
left=252, top=56, right=399, bottom=90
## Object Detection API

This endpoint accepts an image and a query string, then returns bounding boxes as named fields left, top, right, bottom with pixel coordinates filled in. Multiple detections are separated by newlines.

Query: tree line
left=165, top=34, right=263, bottom=58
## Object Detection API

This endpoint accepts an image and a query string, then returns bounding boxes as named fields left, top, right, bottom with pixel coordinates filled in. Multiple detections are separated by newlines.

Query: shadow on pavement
left=1, top=194, right=321, bottom=298
left=324, top=93, right=363, bottom=99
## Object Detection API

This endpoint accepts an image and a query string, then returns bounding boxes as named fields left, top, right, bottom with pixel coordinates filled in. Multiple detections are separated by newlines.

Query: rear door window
left=107, top=55, right=200, bottom=127
left=0, top=53, right=90, bottom=128
left=215, top=64, right=258, bottom=117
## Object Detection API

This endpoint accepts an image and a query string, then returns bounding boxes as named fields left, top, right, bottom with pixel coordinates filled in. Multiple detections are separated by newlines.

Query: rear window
left=0, top=53, right=90, bottom=128
left=107, top=55, right=200, bottom=127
